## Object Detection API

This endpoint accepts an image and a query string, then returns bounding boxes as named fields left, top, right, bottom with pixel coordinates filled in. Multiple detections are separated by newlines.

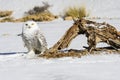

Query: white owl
left=21, top=21, right=47, bottom=58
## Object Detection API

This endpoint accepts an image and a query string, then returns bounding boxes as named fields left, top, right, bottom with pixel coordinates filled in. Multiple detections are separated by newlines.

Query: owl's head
left=23, top=21, right=39, bottom=31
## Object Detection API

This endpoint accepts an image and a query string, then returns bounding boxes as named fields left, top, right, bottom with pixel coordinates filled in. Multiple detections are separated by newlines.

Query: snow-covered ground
left=0, top=54, right=120, bottom=80
left=0, top=20, right=120, bottom=80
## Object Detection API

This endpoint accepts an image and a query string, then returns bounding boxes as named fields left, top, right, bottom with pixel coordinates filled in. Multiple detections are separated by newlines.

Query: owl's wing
left=36, top=29, right=47, bottom=48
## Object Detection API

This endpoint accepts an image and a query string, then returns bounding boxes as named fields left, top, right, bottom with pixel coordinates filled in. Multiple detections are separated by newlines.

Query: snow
left=0, top=20, right=120, bottom=80
left=0, top=0, right=120, bottom=80
left=0, top=54, right=120, bottom=80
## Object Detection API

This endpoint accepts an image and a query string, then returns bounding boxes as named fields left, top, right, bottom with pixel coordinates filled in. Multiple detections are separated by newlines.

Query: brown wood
left=41, top=19, right=120, bottom=58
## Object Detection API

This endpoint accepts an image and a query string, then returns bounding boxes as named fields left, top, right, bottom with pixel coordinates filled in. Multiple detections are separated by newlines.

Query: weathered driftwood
left=40, top=19, right=120, bottom=58
left=40, top=47, right=120, bottom=58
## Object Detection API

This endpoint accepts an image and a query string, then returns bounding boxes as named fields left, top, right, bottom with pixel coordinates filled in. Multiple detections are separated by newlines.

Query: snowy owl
left=21, top=21, right=47, bottom=58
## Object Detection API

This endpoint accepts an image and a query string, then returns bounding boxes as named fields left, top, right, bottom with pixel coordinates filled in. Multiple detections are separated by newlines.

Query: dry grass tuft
left=0, top=11, right=13, bottom=17
left=16, top=11, right=57, bottom=22
left=25, top=2, right=50, bottom=15
left=0, top=17, right=14, bottom=22
left=17, top=2, right=57, bottom=22
left=64, top=6, right=89, bottom=19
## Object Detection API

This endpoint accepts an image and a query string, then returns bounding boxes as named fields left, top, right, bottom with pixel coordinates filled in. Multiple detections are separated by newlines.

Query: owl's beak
left=28, top=26, right=31, bottom=29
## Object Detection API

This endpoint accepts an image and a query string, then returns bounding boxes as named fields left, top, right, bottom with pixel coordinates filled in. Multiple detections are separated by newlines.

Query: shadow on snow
left=0, top=52, right=27, bottom=55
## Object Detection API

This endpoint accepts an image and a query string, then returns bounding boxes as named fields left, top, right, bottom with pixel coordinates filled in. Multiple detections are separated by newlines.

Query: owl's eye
left=25, top=24, right=28, bottom=26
